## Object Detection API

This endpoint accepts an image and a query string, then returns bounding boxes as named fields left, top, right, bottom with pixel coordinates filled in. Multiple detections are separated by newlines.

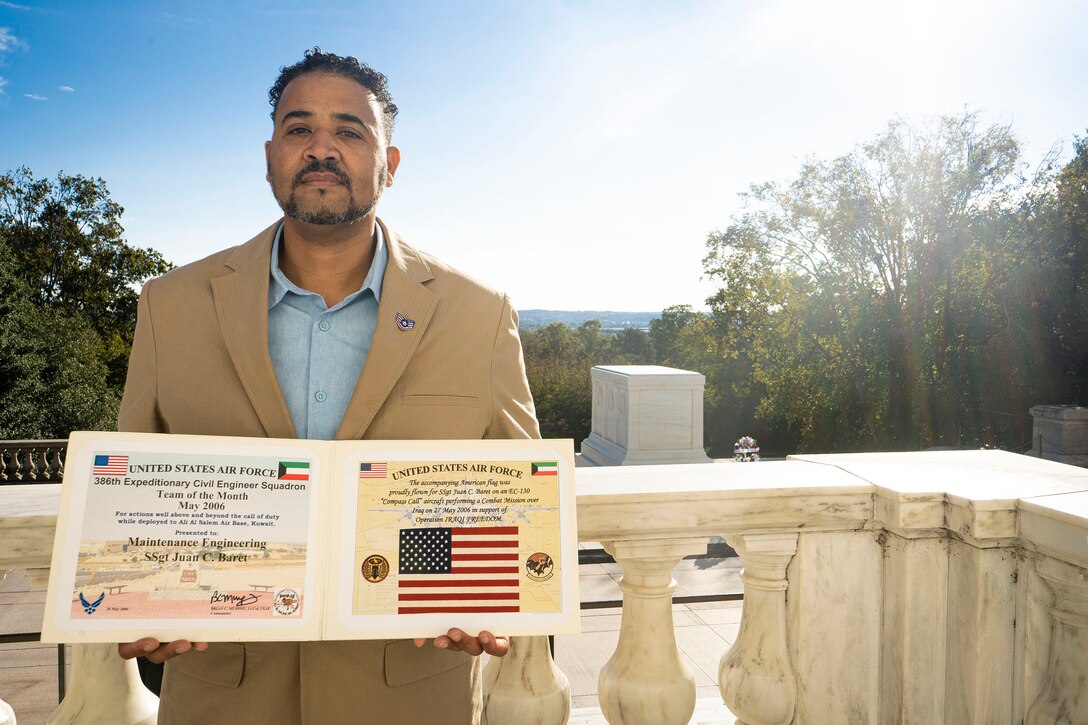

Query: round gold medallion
left=362, top=554, right=390, bottom=583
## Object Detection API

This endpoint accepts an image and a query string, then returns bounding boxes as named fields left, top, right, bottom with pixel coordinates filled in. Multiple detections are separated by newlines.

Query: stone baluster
left=48, top=643, right=158, bottom=725
left=1026, top=556, right=1088, bottom=724
left=481, top=635, right=570, bottom=724
left=13, top=449, right=26, bottom=481
left=597, top=537, right=707, bottom=725
left=49, top=445, right=65, bottom=481
left=719, top=532, right=798, bottom=725
left=27, top=449, right=42, bottom=481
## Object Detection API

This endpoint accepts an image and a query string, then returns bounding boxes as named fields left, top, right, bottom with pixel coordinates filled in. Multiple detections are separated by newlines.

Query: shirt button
left=318, top=320, right=331, bottom=332
left=315, top=391, right=327, bottom=403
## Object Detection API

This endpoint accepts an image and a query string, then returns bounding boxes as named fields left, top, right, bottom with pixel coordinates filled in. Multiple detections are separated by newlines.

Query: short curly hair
left=268, top=47, right=399, bottom=143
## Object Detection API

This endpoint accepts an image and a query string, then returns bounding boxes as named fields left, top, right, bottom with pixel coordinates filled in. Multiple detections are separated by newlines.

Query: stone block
left=1029, top=405, right=1088, bottom=467
left=580, top=365, right=711, bottom=466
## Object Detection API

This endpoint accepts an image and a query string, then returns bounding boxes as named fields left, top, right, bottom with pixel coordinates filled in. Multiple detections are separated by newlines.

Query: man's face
left=265, top=72, right=399, bottom=226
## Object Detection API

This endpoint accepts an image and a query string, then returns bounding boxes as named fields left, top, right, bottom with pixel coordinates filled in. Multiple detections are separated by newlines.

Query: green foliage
left=521, top=321, right=658, bottom=443
left=523, top=322, right=601, bottom=443
left=520, top=309, right=749, bottom=456
left=0, top=242, right=118, bottom=437
left=0, top=167, right=169, bottom=439
left=1042, top=133, right=1088, bottom=402
left=703, top=113, right=1088, bottom=452
left=519, top=117, right=1088, bottom=458
left=0, top=167, right=171, bottom=387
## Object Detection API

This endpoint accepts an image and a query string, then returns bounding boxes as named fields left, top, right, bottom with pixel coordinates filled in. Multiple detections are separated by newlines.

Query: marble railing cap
left=576, top=459, right=865, bottom=498
left=790, top=450, right=1088, bottom=503
left=1019, top=489, right=1088, bottom=568
left=0, top=483, right=61, bottom=518
left=1020, top=489, right=1088, bottom=521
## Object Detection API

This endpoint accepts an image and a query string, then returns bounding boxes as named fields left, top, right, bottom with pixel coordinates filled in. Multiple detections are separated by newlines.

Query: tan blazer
left=119, top=219, right=539, bottom=725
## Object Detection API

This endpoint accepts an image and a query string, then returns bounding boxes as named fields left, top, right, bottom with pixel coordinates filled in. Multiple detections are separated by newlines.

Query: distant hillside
left=518, top=309, right=659, bottom=332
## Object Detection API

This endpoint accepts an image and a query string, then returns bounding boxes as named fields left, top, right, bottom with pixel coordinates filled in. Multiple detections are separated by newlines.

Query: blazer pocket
left=383, top=639, right=471, bottom=687
left=401, top=394, right=480, bottom=408
left=167, top=642, right=245, bottom=688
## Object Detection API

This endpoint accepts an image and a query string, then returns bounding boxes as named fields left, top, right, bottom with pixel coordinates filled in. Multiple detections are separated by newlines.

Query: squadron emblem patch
left=273, top=588, right=300, bottom=616
left=525, top=552, right=554, bottom=582
left=362, top=554, right=390, bottom=583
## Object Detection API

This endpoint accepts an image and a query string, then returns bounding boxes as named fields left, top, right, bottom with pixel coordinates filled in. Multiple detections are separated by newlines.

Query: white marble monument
left=580, top=365, right=712, bottom=466
left=1029, top=405, right=1088, bottom=467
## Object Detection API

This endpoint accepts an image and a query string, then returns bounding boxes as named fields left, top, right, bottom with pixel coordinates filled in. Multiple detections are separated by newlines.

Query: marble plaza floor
left=1, top=554, right=743, bottom=725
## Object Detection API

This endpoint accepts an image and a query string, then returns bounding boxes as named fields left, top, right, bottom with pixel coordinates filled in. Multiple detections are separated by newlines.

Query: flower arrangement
left=733, top=436, right=760, bottom=462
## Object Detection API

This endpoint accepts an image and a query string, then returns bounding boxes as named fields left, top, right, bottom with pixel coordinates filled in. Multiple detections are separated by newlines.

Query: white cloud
left=0, top=27, right=20, bottom=53
left=0, top=1, right=31, bottom=10
left=0, top=28, right=27, bottom=98
left=58, top=85, right=75, bottom=92
left=24, top=93, right=46, bottom=101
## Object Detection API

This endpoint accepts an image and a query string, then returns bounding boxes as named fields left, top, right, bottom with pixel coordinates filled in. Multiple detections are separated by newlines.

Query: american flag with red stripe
left=359, top=462, right=388, bottom=479
left=92, top=455, right=128, bottom=476
left=397, top=527, right=520, bottom=614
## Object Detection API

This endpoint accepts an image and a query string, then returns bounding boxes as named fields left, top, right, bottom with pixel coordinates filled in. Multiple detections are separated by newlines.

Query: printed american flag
left=92, top=455, right=129, bottom=476
left=359, top=462, right=388, bottom=479
left=397, top=527, right=520, bottom=614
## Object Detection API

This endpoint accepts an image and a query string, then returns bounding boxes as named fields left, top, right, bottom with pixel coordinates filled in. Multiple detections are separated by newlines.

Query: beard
left=271, top=159, right=386, bottom=226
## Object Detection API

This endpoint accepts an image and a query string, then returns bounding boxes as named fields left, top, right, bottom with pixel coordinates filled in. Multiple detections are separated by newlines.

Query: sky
left=1, top=0, right=1086, bottom=312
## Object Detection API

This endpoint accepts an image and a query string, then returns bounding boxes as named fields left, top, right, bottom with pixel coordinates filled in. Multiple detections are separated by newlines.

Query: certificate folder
left=42, top=431, right=578, bottom=643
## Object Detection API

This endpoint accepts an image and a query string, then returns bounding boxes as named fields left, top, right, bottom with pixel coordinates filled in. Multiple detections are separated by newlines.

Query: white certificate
left=42, top=431, right=579, bottom=643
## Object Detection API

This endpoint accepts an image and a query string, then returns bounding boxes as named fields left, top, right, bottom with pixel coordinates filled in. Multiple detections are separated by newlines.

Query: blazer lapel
left=211, top=222, right=297, bottom=440
left=336, top=220, right=438, bottom=440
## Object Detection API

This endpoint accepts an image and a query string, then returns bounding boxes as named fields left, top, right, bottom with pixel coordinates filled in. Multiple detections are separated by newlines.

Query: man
left=115, top=48, right=539, bottom=724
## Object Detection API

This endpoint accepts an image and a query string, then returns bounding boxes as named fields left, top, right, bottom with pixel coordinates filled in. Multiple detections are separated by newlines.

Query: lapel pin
left=395, top=312, right=416, bottom=331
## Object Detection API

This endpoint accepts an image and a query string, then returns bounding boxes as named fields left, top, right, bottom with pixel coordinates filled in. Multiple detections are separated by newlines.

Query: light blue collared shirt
left=267, top=223, right=388, bottom=440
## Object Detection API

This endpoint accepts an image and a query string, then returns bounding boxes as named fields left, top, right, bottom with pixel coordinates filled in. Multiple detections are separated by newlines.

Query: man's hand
left=413, top=628, right=508, bottom=657
left=118, top=638, right=209, bottom=664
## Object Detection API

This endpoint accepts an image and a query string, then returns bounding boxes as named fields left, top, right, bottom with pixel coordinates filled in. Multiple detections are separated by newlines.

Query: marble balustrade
left=0, top=440, right=67, bottom=484
left=2, top=450, right=1087, bottom=724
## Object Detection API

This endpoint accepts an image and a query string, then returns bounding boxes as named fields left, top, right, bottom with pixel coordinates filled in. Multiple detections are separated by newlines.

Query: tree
left=1016, top=131, right=1088, bottom=407
left=0, top=241, right=119, bottom=437
left=703, top=112, right=1067, bottom=451
left=610, top=327, right=654, bottom=363
left=521, top=320, right=658, bottom=443
left=0, top=167, right=171, bottom=386
left=522, top=322, right=595, bottom=442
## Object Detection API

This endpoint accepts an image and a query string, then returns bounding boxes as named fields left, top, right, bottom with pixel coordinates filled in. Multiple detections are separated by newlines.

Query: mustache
left=293, top=160, right=351, bottom=188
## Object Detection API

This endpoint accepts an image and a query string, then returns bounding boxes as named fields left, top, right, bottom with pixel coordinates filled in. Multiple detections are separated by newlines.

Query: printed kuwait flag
left=92, top=455, right=129, bottom=476
left=359, top=462, right=388, bottom=479
left=277, top=461, right=310, bottom=482
left=397, top=527, right=520, bottom=614
left=531, top=461, right=558, bottom=476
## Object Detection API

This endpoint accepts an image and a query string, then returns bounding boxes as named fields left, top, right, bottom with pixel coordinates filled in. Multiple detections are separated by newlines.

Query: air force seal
left=79, top=591, right=105, bottom=614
